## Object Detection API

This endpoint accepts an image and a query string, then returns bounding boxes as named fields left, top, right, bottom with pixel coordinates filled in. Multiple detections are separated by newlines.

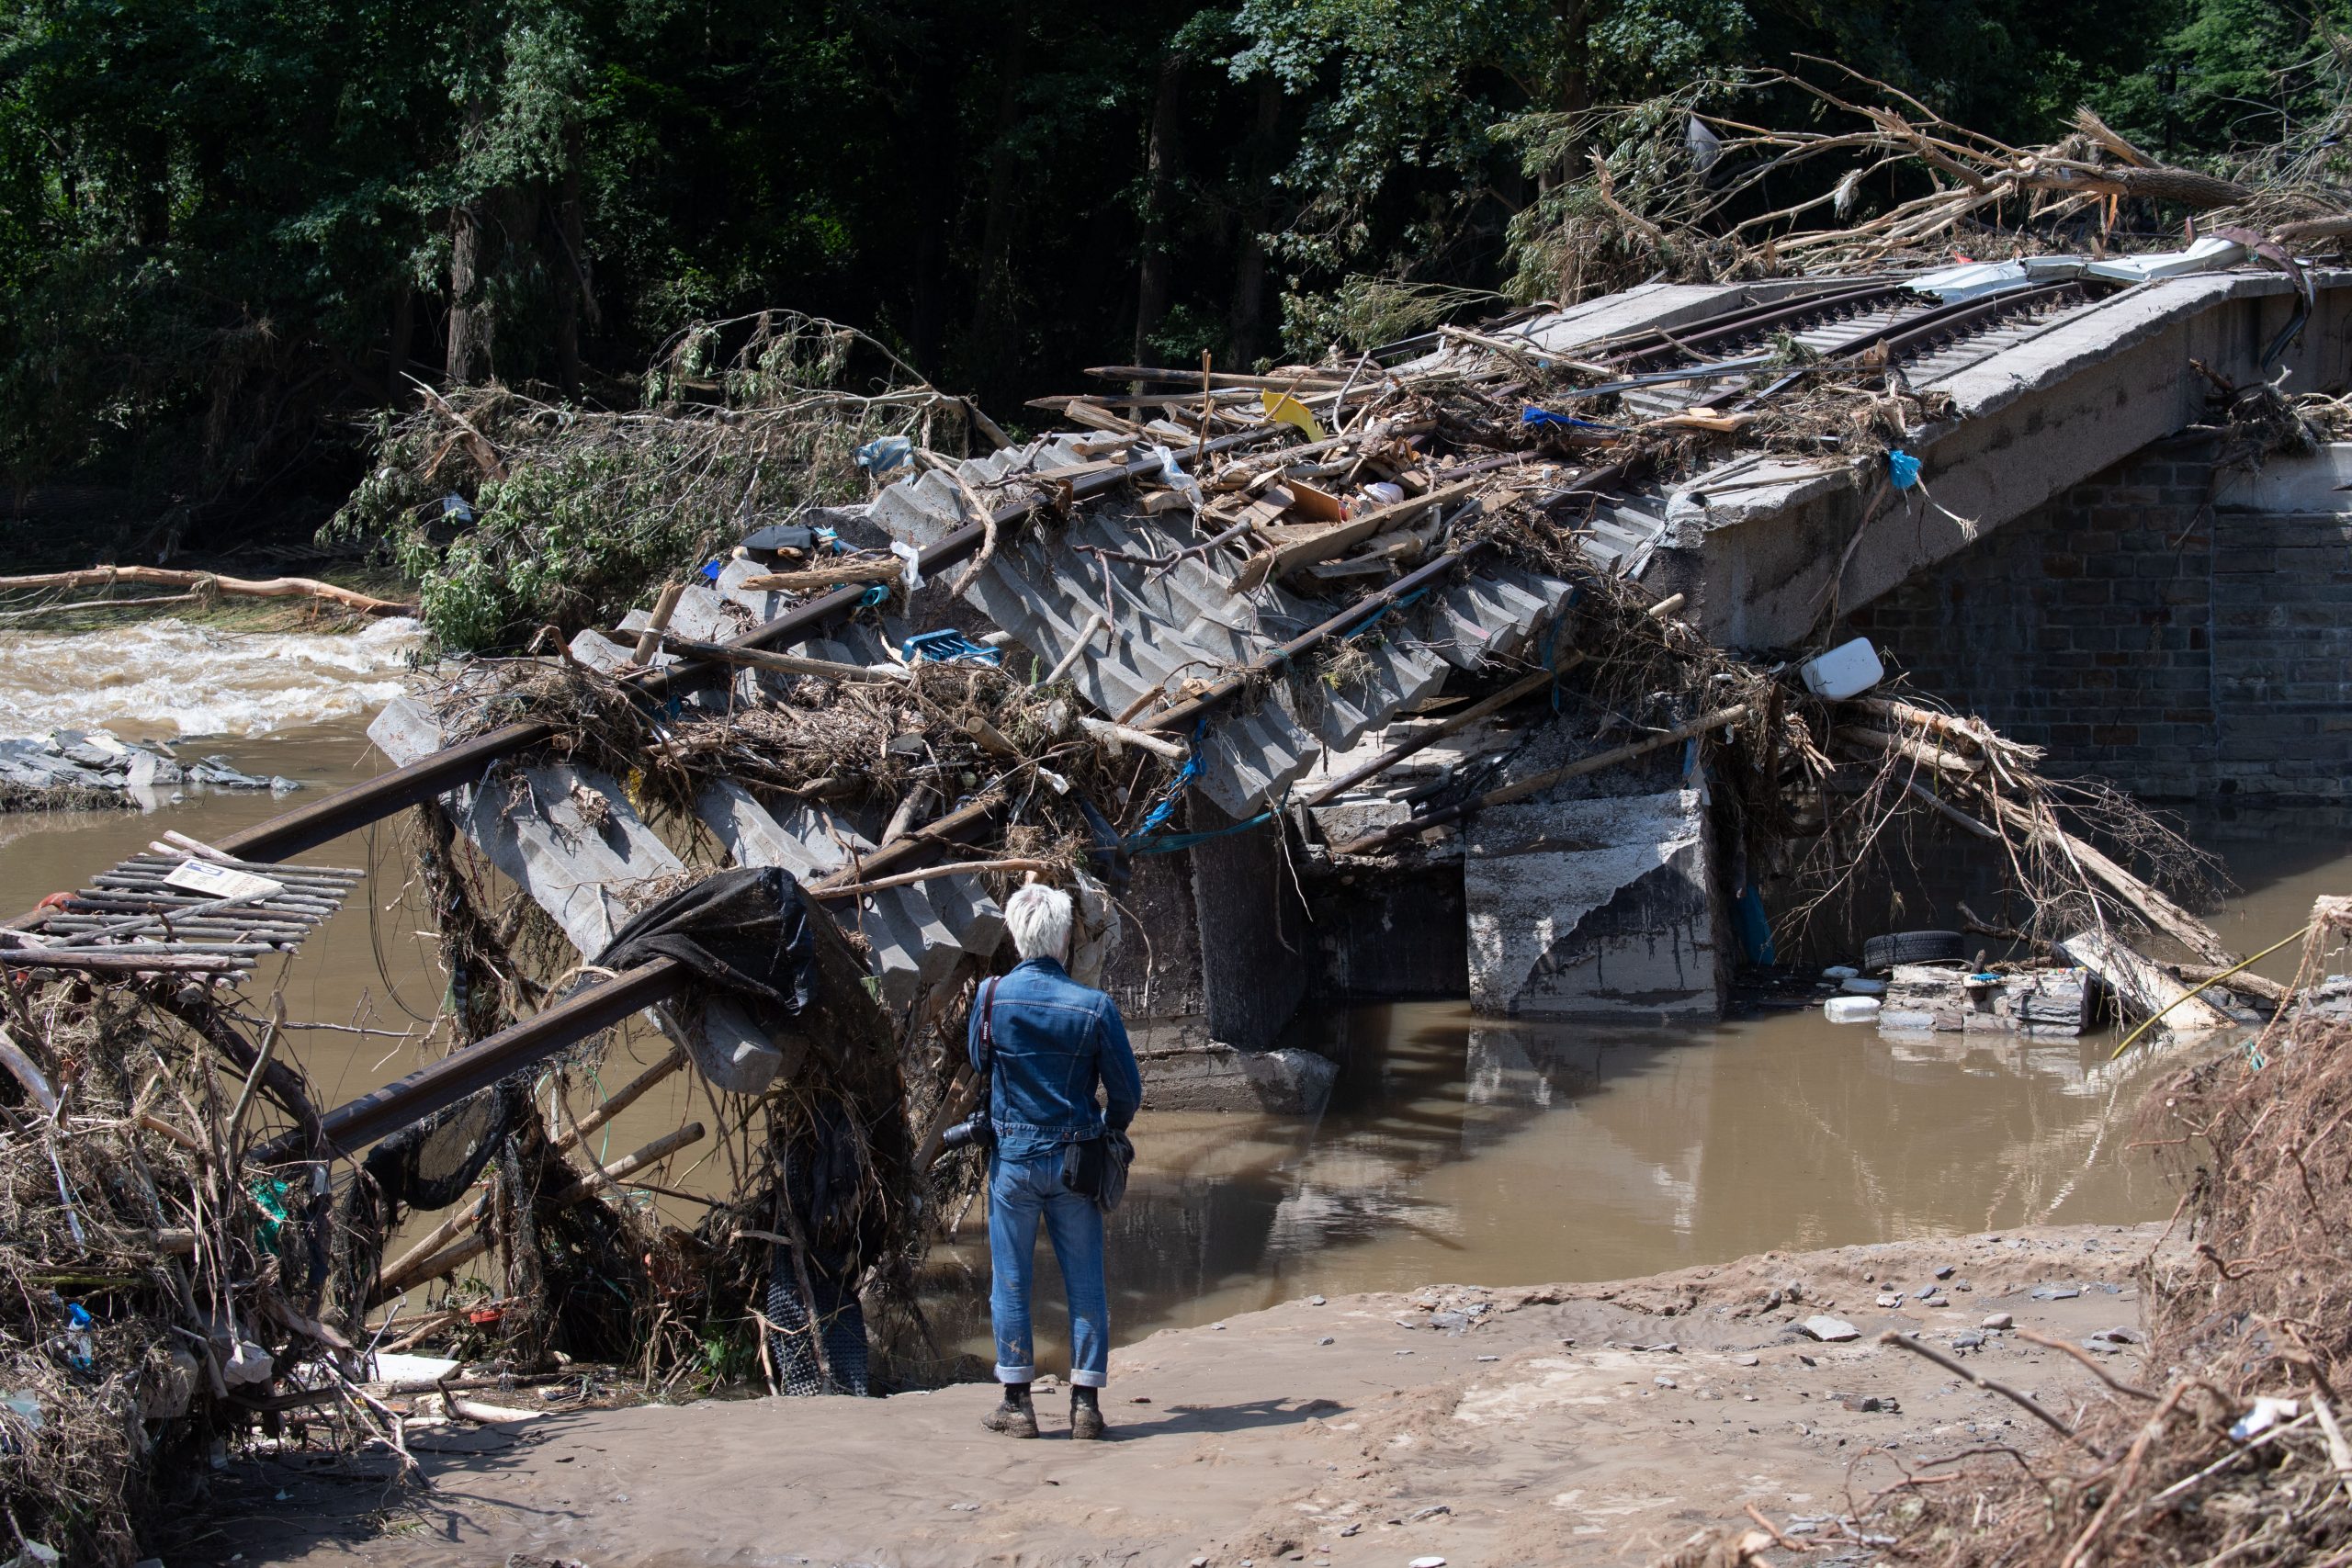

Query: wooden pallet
left=0, top=830, right=361, bottom=976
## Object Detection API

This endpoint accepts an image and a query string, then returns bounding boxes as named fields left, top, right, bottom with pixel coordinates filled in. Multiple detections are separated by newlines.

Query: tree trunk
left=446, top=199, right=491, bottom=384
left=386, top=285, right=415, bottom=403
left=1132, top=52, right=1186, bottom=368
left=1539, top=0, right=1593, bottom=195
left=550, top=154, right=593, bottom=397
left=963, top=0, right=1034, bottom=406
left=908, top=58, right=958, bottom=381
left=1227, top=72, right=1282, bottom=369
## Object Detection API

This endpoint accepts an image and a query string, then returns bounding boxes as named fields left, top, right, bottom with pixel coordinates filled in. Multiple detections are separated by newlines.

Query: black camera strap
left=976, top=976, right=998, bottom=1075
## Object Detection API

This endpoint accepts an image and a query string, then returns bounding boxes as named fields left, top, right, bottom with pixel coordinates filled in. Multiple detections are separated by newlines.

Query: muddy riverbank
left=196, top=1222, right=2164, bottom=1568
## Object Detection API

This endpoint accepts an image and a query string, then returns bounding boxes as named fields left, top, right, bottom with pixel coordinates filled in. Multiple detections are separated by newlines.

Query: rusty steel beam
left=251, top=959, right=689, bottom=1163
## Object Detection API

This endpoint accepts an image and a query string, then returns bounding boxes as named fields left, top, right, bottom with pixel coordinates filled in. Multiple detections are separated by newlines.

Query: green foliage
left=1281, top=276, right=1507, bottom=355
left=383, top=447, right=728, bottom=653
left=2089, top=0, right=2352, bottom=161
left=0, top=0, right=2339, bottom=552
left=330, top=313, right=931, bottom=651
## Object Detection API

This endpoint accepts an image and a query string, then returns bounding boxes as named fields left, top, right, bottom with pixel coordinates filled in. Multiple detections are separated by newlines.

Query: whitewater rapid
left=0, top=616, right=424, bottom=740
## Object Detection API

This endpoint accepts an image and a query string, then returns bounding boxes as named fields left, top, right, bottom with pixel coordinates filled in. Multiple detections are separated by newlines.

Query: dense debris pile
left=1518, top=58, right=2352, bottom=299
left=0, top=951, right=344, bottom=1563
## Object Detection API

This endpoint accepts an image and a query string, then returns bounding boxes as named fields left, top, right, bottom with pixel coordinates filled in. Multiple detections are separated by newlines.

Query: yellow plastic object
left=1260, top=390, right=1326, bottom=441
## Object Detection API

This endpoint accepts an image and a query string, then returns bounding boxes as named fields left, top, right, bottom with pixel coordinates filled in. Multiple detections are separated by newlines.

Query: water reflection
left=926, top=995, right=2203, bottom=1373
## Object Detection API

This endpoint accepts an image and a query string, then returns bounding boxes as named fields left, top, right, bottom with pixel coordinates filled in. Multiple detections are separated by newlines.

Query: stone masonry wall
left=1844, top=436, right=2352, bottom=804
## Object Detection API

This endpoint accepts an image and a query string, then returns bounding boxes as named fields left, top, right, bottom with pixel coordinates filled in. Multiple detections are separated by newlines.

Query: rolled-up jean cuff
left=995, top=1363, right=1037, bottom=1384
left=1070, top=1368, right=1107, bottom=1389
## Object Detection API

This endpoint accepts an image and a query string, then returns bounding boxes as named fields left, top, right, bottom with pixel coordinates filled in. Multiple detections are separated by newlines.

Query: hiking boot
left=982, top=1384, right=1038, bottom=1438
left=1069, top=1387, right=1106, bottom=1441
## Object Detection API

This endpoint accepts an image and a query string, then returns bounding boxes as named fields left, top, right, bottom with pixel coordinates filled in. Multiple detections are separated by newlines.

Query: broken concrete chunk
left=1799, top=1315, right=1860, bottom=1342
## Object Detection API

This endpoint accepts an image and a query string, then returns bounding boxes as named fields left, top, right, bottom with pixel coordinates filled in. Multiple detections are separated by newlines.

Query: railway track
left=1587, top=273, right=2118, bottom=420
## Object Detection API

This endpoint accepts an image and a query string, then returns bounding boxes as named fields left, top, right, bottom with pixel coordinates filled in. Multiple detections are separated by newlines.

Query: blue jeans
left=987, top=1153, right=1109, bottom=1388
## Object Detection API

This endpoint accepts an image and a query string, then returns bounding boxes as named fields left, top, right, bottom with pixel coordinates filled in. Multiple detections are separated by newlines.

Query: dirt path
left=209, top=1224, right=2159, bottom=1568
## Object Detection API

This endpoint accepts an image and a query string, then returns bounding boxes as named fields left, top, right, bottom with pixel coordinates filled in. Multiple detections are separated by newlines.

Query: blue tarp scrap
left=900, top=629, right=1001, bottom=667
left=1887, top=449, right=1922, bottom=491
left=1522, top=407, right=1624, bottom=434
left=855, top=435, right=913, bottom=478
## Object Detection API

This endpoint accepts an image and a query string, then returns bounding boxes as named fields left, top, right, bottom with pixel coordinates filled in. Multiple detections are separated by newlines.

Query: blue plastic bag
left=855, top=435, right=913, bottom=479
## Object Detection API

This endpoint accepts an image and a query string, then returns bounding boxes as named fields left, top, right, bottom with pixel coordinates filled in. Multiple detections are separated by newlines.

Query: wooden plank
left=1237, top=473, right=1490, bottom=590
left=2058, top=930, right=2236, bottom=1033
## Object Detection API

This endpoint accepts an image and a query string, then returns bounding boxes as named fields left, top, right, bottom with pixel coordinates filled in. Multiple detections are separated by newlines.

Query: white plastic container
left=1824, top=995, right=1882, bottom=1024
left=1839, top=976, right=1889, bottom=996
left=1801, top=637, right=1885, bottom=700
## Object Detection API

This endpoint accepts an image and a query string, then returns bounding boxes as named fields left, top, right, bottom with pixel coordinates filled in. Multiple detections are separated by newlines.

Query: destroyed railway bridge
left=37, top=248, right=2352, bottom=1158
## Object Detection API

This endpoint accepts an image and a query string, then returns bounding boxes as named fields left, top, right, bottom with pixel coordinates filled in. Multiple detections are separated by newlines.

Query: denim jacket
left=967, top=957, right=1142, bottom=1162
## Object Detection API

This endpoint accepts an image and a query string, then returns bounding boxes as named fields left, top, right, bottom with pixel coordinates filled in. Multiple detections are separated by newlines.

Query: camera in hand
left=939, top=1111, right=993, bottom=1152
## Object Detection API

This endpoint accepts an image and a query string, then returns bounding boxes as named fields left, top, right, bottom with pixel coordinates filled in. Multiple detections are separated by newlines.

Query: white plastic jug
left=1801, top=637, right=1885, bottom=700
left=1824, top=995, right=1882, bottom=1024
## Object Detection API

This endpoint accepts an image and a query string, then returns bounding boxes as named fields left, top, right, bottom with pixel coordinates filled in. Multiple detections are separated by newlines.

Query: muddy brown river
left=3, top=633, right=2344, bottom=1375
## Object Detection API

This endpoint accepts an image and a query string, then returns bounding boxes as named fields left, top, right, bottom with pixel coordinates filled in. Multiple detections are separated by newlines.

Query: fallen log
left=639, top=632, right=910, bottom=685
left=2177, top=961, right=2290, bottom=1008
left=1838, top=724, right=1984, bottom=776
left=740, top=557, right=905, bottom=593
left=1985, top=796, right=2233, bottom=964
left=0, top=566, right=415, bottom=618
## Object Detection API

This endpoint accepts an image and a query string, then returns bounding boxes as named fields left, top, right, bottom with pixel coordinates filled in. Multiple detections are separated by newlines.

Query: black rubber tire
left=1863, top=930, right=1965, bottom=972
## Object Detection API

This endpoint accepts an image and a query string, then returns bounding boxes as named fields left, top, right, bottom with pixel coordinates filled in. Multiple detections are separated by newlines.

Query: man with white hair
left=969, top=880, right=1141, bottom=1440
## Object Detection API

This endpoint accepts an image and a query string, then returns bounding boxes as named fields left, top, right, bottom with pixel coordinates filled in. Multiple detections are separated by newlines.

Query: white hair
left=1005, top=883, right=1074, bottom=963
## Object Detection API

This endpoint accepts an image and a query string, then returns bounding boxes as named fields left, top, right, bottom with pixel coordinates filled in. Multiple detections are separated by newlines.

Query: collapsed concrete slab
left=1133, top=1040, right=1339, bottom=1115
left=1464, top=787, right=1723, bottom=1019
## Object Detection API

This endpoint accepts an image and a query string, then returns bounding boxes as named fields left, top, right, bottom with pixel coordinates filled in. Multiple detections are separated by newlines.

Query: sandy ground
left=203, top=1224, right=2162, bottom=1568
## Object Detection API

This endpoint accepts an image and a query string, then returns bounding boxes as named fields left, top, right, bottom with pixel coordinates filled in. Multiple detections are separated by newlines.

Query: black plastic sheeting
left=349, top=868, right=825, bottom=1303
left=590, top=864, right=820, bottom=1017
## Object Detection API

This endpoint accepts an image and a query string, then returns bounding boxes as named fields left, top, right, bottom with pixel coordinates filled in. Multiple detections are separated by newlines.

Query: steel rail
left=1605, top=281, right=1911, bottom=368
left=252, top=959, right=688, bottom=1162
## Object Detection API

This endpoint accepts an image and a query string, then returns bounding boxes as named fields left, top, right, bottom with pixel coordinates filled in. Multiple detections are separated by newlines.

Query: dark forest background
left=2, top=0, right=2344, bottom=556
